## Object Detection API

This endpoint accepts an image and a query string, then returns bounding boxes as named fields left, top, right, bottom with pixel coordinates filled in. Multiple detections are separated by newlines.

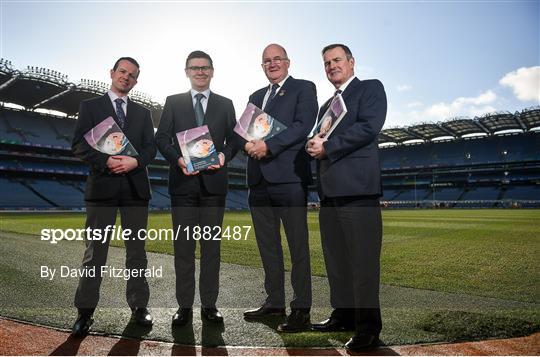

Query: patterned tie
left=194, top=93, right=205, bottom=126
left=114, top=98, right=126, bottom=129
left=263, top=83, right=279, bottom=111
left=324, top=89, right=342, bottom=112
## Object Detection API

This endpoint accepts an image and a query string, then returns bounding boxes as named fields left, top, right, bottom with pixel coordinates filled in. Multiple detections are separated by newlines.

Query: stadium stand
left=0, top=177, right=53, bottom=209
left=0, top=58, right=539, bottom=210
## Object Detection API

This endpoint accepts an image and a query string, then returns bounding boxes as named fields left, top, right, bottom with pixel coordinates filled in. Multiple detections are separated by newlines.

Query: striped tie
left=264, top=84, right=279, bottom=111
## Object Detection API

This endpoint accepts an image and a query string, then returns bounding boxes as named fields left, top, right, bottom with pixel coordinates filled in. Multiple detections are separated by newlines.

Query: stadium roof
left=0, top=59, right=15, bottom=87
left=379, top=106, right=540, bottom=145
left=0, top=58, right=163, bottom=127
left=441, top=118, right=488, bottom=137
left=519, top=106, right=540, bottom=130
left=0, top=58, right=538, bottom=137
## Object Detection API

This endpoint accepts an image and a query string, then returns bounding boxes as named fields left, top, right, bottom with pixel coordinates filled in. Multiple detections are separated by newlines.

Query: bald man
left=239, top=44, right=318, bottom=332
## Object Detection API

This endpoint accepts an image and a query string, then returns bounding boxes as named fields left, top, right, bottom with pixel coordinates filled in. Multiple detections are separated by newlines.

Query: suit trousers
left=171, top=178, right=225, bottom=308
left=74, top=176, right=150, bottom=312
left=248, top=179, right=312, bottom=310
left=319, top=196, right=382, bottom=335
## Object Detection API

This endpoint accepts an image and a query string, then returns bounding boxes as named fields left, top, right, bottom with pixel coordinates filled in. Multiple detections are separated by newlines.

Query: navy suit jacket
left=244, top=76, right=318, bottom=186
left=317, top=78, right=387, bottom=198
left=155, top=91, right=238, bottom=195
left=72, top=94, right=156, bottom=201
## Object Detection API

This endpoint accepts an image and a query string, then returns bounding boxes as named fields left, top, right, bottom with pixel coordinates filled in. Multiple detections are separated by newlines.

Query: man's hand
left=244, top=141, right=254, bottom=154
left=247, top=140, right=269, bottom=160
left=178, top=157, right=199, bottom=176
left=306, top=133, right=328, bottom=159
left=208, top=152, right=225, bottom=170
left=107, top=156, right=138, bottom=174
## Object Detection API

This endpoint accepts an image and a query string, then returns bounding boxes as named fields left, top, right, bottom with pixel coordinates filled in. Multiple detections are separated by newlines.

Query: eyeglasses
left=186, top=66, right=213, bottom=72
left=262, top=57, right=289, bottom=67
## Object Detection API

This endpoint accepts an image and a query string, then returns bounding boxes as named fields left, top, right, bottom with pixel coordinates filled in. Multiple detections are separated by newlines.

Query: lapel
left=124, top=97, right=136, bottom=133
left=318, top=97, right=333, bottom=120
left=182, top=91, right=198, bottom=127
left=99, top=94, right=118, bottom=124
left=264, top=76, right=292, bottom=113
left=99, top=93, right=134, bottom=133
left=252, top=88, right=266, bottom=109
left=341, top=77, right=360, bottom=105
left=317, top=77, right=360, bottom=129
left=204, top=91, right=217, bottom=127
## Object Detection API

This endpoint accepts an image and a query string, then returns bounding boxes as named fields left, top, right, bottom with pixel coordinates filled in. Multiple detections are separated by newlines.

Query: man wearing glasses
left=241, top=44, right=318, bottom=332
left=155, top=50, right=238, bottom=326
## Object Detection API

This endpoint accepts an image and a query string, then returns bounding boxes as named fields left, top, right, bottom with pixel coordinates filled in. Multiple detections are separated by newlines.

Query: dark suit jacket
left=155, top=91, right=238, bottom=196
left=244, top=76, right=318, bottom=186
left=317, top=78, right=387, bottom=198
left=72, top=94, right=156, bottom=201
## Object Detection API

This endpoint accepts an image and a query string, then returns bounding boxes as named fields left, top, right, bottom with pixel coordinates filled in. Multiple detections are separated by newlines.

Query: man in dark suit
left=155, top=51, right=238, bottom=325
left=307, top=44, right=387, bottom=351
left=241, top=44, right=318, bottom=332
left=71, top=57, right=156, bottom=336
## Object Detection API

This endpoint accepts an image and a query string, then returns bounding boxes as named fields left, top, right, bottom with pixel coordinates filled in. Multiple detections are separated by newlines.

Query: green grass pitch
left=1, top=209, right=538, bottom=303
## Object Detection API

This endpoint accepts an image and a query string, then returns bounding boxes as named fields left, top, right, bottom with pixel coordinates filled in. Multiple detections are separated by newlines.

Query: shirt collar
left=336, top=75, right=356, bottom=93
left=190, top=88, right=211, bottom=99
left=108, top=90, right=128, bottom=103
left=269, top=75, right=289, bottom=91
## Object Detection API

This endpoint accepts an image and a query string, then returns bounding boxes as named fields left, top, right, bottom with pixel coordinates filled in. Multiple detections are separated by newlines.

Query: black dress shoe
left=345, top=333, right=379, bottom=351
left=312, top=316, right=355, bottom=332
left=71, top=314, right=93, bottom=337
left=244, top=303, right=286, bottom=319
left=277, top=309, right=311, bottom=332
left=131, top=307, right=153, bottom=326
left=172, top=308, right=193, bottom=326
left=201, top=307, right=224, bottom=323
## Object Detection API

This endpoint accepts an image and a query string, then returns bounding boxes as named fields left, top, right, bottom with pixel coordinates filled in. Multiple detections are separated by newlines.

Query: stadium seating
left=150, top=186, right=171, bottom=210
left=226, top=190, right=249, bottom=210
left=0, top=178, right=54, bottom=209
left=1, top=98, right=538, bottom=210
left=0, top=109, right=68, bottom=147
left=379, top=133, right=539, bottom=170
left=26, top=179, right=85, bottom=209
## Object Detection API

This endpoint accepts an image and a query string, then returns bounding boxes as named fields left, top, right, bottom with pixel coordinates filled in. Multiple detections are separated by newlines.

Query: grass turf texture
left=1, top=209, right=538, bottom=303
left=1, top=209, right=539, bottom=346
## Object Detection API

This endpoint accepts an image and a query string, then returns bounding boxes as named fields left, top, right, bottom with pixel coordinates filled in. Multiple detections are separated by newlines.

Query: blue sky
left=1, top=1, right=538, bottom=128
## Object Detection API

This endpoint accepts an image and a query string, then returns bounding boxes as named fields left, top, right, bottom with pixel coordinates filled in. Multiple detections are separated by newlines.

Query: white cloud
left=385, top=90, right=498, bottom=128
left=421, top=90, right=497, bottom=120
left=397, top=84, right=412, bottom=92
left=462, top=90, right=497, bottom=105
left=499, top=66, right=540, bottom=103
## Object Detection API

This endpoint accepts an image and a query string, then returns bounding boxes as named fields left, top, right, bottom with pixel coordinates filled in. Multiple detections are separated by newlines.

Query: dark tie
left=114, top=98, right=126, bottom=129
left=263, top=84, right=279, bottom=111
left=194, top=93, right=205, bottom=126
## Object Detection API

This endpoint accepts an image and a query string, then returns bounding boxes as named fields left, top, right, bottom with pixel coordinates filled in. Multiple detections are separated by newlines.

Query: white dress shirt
left=190, top=88, right=211, bottom=113
left=262, top=75, right=289, bottom=110
left=107, top=90, right=128, bottom=116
